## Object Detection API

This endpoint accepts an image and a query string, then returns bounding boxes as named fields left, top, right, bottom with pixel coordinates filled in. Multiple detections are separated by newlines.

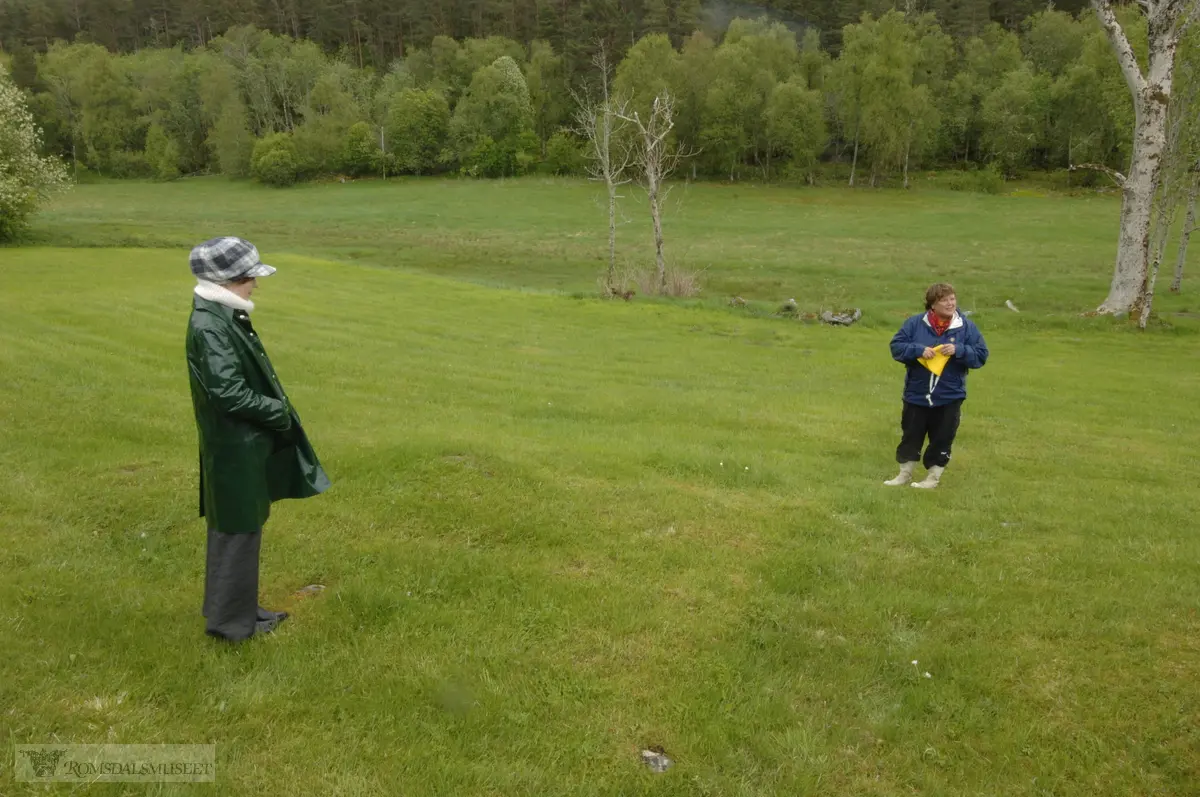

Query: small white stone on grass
left=640, top=749, right=673, bottom=773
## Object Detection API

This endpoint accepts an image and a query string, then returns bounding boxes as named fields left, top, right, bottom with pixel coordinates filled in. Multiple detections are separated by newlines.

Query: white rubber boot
left=911, top=465, right=944, bottom=489
left=884, top=462, right=917, bottom=486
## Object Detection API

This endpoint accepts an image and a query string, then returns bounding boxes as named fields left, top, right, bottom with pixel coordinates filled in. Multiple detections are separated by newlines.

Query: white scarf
left=194, top=280, right=255, bottom=312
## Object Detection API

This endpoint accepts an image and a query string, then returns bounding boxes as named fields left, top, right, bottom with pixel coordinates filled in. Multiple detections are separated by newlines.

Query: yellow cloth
left=919, top=347, right=951, bottom=376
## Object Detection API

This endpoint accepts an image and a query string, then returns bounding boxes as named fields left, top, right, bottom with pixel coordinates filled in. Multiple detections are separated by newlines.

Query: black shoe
left=256, top=606, right=289, bottom=624
left=206, top=627, right=255, bottom=643
left=254, top=618, right=279, bottom=635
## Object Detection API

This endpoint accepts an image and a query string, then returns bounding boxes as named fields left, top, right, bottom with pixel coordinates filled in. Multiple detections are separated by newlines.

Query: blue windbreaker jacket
left=890, top=312, right=989, bottom=407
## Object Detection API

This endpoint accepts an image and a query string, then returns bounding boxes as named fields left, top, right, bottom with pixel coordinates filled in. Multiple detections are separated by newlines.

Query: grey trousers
left=203, top=527, right=262, bottom=641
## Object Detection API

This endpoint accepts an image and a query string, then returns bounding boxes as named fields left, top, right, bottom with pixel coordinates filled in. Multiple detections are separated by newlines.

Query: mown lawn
left=28, top=175, right=1200, bottom=323
left=2, top=178, right=1199, bottom=795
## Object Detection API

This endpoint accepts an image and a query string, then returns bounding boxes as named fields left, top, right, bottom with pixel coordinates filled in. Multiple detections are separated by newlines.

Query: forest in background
left=0, top=0, right=1171, bottom=187
left=1, top=0, right=1093, bottom=64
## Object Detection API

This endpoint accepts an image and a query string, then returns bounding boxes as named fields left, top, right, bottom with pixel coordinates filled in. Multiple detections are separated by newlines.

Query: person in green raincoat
left=186, top=237, right=331, bottom=642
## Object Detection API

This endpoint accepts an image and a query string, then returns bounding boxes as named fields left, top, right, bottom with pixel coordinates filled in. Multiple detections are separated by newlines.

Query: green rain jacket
left=186, top=295, right=330, bottom=533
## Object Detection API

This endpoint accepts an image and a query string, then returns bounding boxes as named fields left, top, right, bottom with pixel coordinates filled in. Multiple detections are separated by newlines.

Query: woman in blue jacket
left=885, top=283, right=989, bottom=489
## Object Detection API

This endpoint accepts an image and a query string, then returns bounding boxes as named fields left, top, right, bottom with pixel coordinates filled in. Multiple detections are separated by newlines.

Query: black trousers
left=896, top=400, right=962, bottom=469
left=203, top=527, right=262, bottom=641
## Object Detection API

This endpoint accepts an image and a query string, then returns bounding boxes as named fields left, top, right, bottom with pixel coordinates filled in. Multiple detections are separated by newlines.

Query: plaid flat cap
left=189, top=237, right=277, bottom=283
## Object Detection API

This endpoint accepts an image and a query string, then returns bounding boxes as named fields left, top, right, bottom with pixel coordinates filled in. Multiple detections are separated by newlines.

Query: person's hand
left=922, top=347, right=936, bottom=359
left=939, top=344, right=956, bottom=357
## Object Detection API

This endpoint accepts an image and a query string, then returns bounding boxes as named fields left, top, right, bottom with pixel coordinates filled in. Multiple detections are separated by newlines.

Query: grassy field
left=3, top=178, right=1200, bottom=795
left=27, top=175, right=1200, bottom=324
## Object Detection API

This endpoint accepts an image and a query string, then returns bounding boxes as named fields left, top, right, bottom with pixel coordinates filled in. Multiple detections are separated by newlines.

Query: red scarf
left=928, top=311, right=951, bottom=337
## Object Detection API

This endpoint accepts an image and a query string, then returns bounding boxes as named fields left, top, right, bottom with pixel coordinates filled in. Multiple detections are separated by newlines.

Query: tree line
left=1, top=0, right=1090, bottom=70
left=3, top=5, right=1156, bottom=188
left=3, top=1, right=1196, bottom=323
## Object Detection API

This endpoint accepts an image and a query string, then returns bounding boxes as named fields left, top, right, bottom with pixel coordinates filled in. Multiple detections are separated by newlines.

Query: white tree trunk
left=607, top=180, right=618, bottom=286
left=1141, top=175, right=1178, bottom=328
left=1105, top=93, right=1171, bottom=315
left=1172, top=175, right=1198, bottom=292
left=379, top=128, right=387, bottom=179
left=573, top=45, right=633, bottom=295
left=1140, top=248, right=1164, bottom=328
left=1092, top=0, right=1187, bottom=315
left=617, top=93, right=688, bottom=296
left=849, top=121, right=860, bottom=187
left=903, top=119, right=914, bottom=189
left=1067, top=135, right=1075, bottom=187
left=649, top=173, right=666, bottom=293
left=600, top=67, right=617, bottom=288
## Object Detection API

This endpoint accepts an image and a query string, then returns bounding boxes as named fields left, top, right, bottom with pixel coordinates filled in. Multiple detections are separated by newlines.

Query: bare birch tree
left=1170, top=30, right=1200, bottom=293
left=572, top=46, right=634, bottom=295
left=617, top=92, right=694, bottom=294
left=1140, top=84, right=1191, bottom=326
left=1173, top=172, right=1199, bottom=291
left=1090, top=0, right=1197, bottom=316
left=1074, top=19, right=1198, bottom=326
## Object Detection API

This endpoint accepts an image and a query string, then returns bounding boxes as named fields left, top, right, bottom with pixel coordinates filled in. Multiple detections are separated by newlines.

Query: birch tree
left=1090, top=0, right=1197, bottom=316
left=613, top=33, right=678, bottom=123
left=387, top=88, right=451, bottom=174
left=765, top=78, right=827, bottom=183
left=859, top=11, right=918, bottom=187
left=525, top=40, right=568, bottom=155
left=940, top=23, right=1023, bottom=168
left=1173, top=171, right=1199, bottom=291
left=0, top=64, right=70, bottom=241
left=573, top=47, right=634, bottom=294
left=830, top=15, right=874, bottom=186
left=699, top=20, right=796, bottom=181
left=673, top=32, right=716, bottom=176
left=910, top=14, right=955, bottom=186
left=702, top=47, right=758, bottom=180
left=797, top=28, right=832, bottom=91
left=618, top=92, right=692, bottom=294
left=1139, top=70, right=1192, bottom=326
left=982, top=66, right=1050, bottom=176
left=1170, top=29, right=1200, bottom=292
left=450, top=55, right=536, bottom=176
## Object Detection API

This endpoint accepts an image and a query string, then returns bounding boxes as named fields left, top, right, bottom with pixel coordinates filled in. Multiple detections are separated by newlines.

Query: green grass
left=3, top=178, right=1200, bottom=795
left=26, top=175, right=1200, bottom=325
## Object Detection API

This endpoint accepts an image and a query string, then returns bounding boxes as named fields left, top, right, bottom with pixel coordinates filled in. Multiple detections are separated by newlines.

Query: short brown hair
left=924, top=283, right=956, bottom=310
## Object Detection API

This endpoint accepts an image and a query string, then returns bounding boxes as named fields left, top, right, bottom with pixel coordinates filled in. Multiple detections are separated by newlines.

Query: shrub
left=947, top=164, right=1006, bottom=195
left=341, top=121, right=377, bottom=177
left=102, top=150, right=152, bottom=179
left=975, top=163, right=1006, bottom=194
left=0, top=64, right=70, bottom=241
left=251, top=134, right=300, bottom=187
left=544, top=130, right=586, bottom=176
left=143, top=123, right=181, bottom=181
left=460, top=132, right=538, bottom=178
left=607, top=264, right=704, bottom=298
